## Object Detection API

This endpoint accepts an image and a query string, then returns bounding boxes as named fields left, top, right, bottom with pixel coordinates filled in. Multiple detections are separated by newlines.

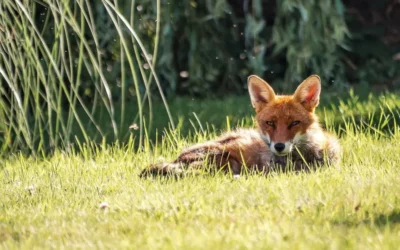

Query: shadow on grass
left=373, top=210, right=400, bottom=227
left=332, top=210, right=400, bottom=228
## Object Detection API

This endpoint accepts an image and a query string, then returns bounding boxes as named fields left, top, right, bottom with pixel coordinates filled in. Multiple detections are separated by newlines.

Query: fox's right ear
left=248, top=75, right=276, bottom=112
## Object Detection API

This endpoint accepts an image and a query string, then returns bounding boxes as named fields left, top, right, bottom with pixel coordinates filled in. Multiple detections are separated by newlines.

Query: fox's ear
left=248, top=75, right=276, bottom=112
left=294, top=75, right=321, bottom=112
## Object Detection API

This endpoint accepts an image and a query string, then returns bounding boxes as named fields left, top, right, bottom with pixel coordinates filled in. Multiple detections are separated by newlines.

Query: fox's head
left=248, top=75, right=321, bottom=156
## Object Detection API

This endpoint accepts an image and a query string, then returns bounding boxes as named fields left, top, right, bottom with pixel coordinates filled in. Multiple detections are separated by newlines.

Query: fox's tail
left=139, top=143, right=241, bottom=177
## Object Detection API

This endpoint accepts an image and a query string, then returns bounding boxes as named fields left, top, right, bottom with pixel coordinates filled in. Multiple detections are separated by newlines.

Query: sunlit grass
left=1, top=94, right=400, bottom=249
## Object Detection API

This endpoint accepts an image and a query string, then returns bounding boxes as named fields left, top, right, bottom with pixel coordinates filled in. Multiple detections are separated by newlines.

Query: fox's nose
left=274, top=143, right=285, bottom=152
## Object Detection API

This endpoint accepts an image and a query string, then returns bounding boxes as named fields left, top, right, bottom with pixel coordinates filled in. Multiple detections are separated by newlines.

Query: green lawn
left=1, top=92, right=400, bottom=249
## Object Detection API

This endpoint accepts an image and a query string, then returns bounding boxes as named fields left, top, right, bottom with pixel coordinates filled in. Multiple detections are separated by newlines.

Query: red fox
left=140, top=75, right=341, bottom=177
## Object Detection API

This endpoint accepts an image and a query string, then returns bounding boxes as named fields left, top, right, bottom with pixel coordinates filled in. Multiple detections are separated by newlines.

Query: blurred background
left=0, top=0, right=399, bottom=153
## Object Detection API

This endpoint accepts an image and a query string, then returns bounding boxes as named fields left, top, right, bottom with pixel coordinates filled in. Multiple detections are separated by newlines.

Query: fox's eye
left=289, top=121, right=300, bottom=129
left=266, top=121, right=275, bottom=127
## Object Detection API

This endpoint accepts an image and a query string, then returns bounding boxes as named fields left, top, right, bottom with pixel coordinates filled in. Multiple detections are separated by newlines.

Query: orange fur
left=140, top=75, right=340, bottom=177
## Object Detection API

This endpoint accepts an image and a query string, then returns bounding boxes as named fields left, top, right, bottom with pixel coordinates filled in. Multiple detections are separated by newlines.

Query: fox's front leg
left=270, top=156, right=307, bottom=172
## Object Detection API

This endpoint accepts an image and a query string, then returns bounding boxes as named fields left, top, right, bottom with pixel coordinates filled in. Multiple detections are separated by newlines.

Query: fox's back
left=180, top=129, right=271, bottom=170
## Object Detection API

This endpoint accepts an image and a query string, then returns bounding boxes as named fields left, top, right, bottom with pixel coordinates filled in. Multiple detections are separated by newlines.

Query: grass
left=1, top=93, right=400, bottom=249
left=2, top=1, right=399, bottom=248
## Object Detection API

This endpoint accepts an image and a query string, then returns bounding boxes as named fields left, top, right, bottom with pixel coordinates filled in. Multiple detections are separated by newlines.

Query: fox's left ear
left=294, top=75, right=321, bottom=112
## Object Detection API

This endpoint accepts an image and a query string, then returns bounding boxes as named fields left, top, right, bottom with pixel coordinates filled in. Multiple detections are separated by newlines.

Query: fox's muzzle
left=270, top=141, right=294, bottom=156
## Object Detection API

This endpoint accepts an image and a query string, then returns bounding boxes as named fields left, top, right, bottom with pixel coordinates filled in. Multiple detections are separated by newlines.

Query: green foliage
left=131, top=0, right=351, bottom=93
left=130, top=0, right=248, bottom=95
left=272, top=0, right=349, bottom=86
left=1, top=0, right=399, bottom=154
left=344, top=0, right=400, bottom=88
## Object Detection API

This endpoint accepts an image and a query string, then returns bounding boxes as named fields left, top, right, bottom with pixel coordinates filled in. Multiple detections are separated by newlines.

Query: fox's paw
left=139, top=162, right=184, bottom=178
